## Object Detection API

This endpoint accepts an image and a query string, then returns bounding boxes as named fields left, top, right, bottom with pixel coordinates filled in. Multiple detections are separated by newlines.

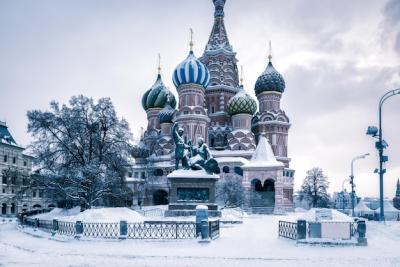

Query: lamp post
left=341, top=179, right=349, bottom=212
left=350, top=153, right=370, bottom=217
left=366, top=88, right=400, bottom=221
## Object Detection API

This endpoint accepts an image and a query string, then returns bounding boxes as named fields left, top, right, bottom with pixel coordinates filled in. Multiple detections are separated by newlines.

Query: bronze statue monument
left=172, top=123, right=219, bottom=174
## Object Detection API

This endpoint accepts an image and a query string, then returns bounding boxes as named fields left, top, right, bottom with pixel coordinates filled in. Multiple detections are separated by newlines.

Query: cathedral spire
left=205, top=0, right=231, bottom=52
left=396, top=179, right=400, bottom=197
left=213, top=0, right=226, bottom=18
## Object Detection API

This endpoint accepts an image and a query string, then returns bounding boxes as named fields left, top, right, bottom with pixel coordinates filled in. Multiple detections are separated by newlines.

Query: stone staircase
left=246, top=192, right=275, bottom=214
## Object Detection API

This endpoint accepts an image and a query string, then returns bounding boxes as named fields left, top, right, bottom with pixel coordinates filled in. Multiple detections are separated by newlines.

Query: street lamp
left=366, top=88, right=400, bottom=221
left=350, top=153, right=370, bottom=217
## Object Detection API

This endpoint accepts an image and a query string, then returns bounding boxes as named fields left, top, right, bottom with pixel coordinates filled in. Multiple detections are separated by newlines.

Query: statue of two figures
left=172, top=123, right=219, bottom=174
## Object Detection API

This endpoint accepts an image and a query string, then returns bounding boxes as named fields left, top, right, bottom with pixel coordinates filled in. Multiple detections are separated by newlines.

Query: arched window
left=251, top=179, right=263, bottom=192
left=264, top=179, right=275, bottom=192
left=222, top=166, right=230, bottom=173
left=10, top=203, right=15, bottom=214
left=1, top=203, right=6, bottom=215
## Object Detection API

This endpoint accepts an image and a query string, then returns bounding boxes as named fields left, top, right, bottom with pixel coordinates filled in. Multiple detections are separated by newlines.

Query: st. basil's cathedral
left=128, top=0, right=295, bottom=213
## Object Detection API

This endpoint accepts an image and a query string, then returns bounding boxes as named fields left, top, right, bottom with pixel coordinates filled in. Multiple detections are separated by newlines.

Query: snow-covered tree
left=299, top=167, right=330, bottom=208
left=217, top=176, right=245, bottom=208
left=27, top=95, right=133, bottom=210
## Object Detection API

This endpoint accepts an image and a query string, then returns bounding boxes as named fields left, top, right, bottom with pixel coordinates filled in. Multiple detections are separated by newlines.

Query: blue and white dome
left=172, top=51, right=210, bottom=88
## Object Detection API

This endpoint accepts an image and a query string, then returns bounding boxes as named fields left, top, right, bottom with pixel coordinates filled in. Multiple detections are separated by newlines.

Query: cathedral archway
left=263, top=179, right=275, bottom=192
left=251, top=179, right=263, bottom=192
left=1, top=203, right=6, bottom=215
left=153, top=190, right=169, bottom=205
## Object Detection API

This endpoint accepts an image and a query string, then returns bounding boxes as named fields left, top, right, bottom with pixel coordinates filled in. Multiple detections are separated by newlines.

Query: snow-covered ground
left=1, top=214, right=399, bottom=267
left=32, top=207, right=145, bottom=222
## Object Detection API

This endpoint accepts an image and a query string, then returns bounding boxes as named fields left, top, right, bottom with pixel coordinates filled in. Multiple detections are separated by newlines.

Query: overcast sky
left=0, top=0, right=399, bottom=198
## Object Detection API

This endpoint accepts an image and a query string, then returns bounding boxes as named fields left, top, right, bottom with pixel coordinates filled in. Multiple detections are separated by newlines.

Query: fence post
left=356, top=220, right=367, bottom=246
left=34, top=218, right=39, bottom=231
left=297, top=220, right=307, bottom=240
left=75, top=221, right=83, bottom=239
left=198, top=219, right=210, bottom=243
left=119, top=220, right=127, bottom=240
left=196, top=205, right=208, bottom=237
left=52, top=219, right=59, bottom=236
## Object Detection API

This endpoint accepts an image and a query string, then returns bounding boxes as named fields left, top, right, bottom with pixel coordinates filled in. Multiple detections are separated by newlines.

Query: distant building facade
left=127, top=0, right=295, bottom=213
left=0, top=121, right=54, bottom=216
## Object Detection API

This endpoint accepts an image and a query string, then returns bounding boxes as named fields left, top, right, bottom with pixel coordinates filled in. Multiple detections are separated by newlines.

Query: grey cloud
left=382, top=0, right=400, bottom=54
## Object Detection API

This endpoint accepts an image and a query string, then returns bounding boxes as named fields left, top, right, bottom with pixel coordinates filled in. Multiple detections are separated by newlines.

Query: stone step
left=245, top=206, right=275, bottom=214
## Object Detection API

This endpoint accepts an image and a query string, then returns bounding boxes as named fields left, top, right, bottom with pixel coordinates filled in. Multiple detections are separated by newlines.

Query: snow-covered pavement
left=0, top=215, right=399, bottom=267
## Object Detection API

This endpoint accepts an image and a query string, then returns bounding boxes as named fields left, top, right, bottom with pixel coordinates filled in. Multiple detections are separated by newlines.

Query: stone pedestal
left=165, top=169, right=220, bottom=217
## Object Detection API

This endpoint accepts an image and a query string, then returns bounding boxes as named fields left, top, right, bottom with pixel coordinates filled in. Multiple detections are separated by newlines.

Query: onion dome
left=141, top=74, right=177, bottom=111
left=227, top=86, right=257, bottom=116
left=158, top=104, right=175, bottom=124
left=254, top=60, right=285, bottom=95
left=131, top=140, right=150, bottom=159
left=172, top=51, right=210, bottom=88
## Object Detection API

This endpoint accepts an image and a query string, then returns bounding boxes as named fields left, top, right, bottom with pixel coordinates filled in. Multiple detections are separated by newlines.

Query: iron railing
left=127, top=221, right=196, bottom=239
left=21, top=218, right=201, bottom=240
left=278, top=221, right=297, bottom=240
left=83, top=222, right=119, bottom=238
left=57, top=221, right=76, bottom=236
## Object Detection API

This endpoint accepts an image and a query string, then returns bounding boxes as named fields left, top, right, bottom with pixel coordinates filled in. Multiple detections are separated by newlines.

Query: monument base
left=167, top=169, right=220, bottom=217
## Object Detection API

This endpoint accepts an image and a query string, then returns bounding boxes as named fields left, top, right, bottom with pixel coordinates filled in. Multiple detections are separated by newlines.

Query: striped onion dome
left=227, top=85, right=257, bottom=116
left=142, top=74, right=177, bottom=111
left=158, top=104, right=175, bottom=124
left=172, top=51, right=210, bottom=88
left=254, top=61, right=285, bottom=95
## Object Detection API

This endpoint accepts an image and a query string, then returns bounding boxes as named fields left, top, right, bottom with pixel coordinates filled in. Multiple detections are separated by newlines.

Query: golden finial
left=157, top=53, right=161, bottom=75
left=240, top=65, right=244, bottom=86
left=268, top=40, right=272, bottom=62
left=189, top=28, right=194, bottom=51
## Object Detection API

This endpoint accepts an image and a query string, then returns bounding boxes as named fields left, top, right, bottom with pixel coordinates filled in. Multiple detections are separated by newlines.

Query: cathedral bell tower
left=201, top=0, right=240, bottom=149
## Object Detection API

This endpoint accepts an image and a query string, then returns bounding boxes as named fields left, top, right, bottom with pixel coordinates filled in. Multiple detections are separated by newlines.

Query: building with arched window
left=0, top=121, right=55, bottom=217
left=127, top=0, right=294, bottom=213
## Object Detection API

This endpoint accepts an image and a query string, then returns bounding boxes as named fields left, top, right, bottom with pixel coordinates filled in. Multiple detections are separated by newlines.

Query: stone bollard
left=198, top=219, right=211, bottom=243
left=119, top=220, right=128, bottom=240
left=52, top=219, right=59, bottom=236
left=356, top=220, right=368, bottom=246
left=297, top=220, right=307, bottom=240
left=75, top=221, right=83, bottom=239
left=196, top=205, right=209, bottom=237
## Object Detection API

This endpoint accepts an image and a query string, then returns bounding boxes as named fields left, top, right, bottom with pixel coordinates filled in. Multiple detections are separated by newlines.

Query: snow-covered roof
left=242, top=135, right=283, bottom=169
left=210, top=149, right=254, bottom=158
left=215, top=157, right=249, bottom=165
left=167, top=169, right=219, bottom=179
left=375, top=201, right=400, bottom=213
left=354, top=199, right=373, bottom=213
left=298, top=208, right=353, bottom=223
